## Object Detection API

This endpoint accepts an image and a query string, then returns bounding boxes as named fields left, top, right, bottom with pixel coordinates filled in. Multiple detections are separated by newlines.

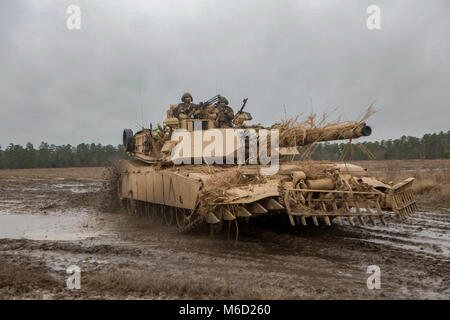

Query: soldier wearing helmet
left=173, top=92, right=199, bottom=120
left=214, top=96, right=235, bottom=128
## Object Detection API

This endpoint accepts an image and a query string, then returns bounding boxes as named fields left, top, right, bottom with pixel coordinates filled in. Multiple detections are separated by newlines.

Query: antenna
left=214, top=0, right=218, bottom=93
left=139, top=71, right=144, bottom=129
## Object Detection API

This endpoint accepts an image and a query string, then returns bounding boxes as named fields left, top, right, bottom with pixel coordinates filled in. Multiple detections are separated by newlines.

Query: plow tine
left=324, top=216, right=331, bottom=226
left=344, top=201, right=351, bottom=212
left=288, top=215, right=295, bottom=226
left=364, top=203, right=376, bottom=226
left=301, top=216, right=307, bottom=226
left=336, top=216, right=343, bottom=225
left=364, top=203, right=373, bottom=215
left=380, top=216, right=387, bottom=226
left=358, top=216, right=366, bottom=226
left=312, top=216, right=319, bottom=226
left=331, top=201, right=339, bottom=213
left=348, top=216, right=355, bottom=227
left=354, top=201, right=361, bottom=215
left=407, top=193, right=412, bottom=207
left=289, top=215, right=295, bottom=226
left=375, top=201, right=382, bottom=215
left=396, top=208, right=402, bottom=219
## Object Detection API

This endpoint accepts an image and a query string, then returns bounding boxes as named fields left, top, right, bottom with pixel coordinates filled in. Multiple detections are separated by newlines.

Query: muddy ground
left=0, top=165, right=449, bottom=299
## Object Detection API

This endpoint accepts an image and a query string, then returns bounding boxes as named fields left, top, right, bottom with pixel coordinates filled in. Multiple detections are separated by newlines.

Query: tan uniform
left=215, top=105, right=235, bottom=128
left=173, top=102, right=199, bottom=120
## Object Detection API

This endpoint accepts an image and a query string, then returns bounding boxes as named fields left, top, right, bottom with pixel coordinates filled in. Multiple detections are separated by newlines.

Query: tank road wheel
left=126, top=198, right=137, bottom=216
left=163, top=206, right=174, bottom=226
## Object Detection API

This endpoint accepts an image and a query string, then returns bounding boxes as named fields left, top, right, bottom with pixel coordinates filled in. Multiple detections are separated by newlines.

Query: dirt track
left=0, top=166, right=449, bottom=299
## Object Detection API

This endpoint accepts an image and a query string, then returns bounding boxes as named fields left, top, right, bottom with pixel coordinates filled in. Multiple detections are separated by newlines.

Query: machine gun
left=236, top=98, right=248, bottom=115
left=195, top=94, right=222, bottom=119
left=185, top=95, right=221, bottom=119
left=198, top=94, right=221, bottom=109
left=233, top=98, right=251, bottom=126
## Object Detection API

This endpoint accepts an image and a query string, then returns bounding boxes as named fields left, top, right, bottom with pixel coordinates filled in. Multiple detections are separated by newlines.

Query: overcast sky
left=0, top=0, right=449, bottom=147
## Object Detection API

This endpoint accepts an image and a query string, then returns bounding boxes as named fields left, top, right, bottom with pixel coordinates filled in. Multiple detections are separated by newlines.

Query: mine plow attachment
left=390, top=177, right=417, bottom=219
left=283, top=188, right=386, bottom=227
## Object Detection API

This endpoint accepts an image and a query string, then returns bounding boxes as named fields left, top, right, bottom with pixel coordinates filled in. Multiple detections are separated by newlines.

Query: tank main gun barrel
left=279, top=122, right=372, bottom=147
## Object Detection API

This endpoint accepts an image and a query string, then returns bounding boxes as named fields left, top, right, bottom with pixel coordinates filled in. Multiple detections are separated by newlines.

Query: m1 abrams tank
left=118, top=97, right=417, bottom=237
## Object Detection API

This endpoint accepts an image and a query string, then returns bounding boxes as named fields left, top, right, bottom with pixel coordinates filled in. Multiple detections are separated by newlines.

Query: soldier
left=173, top=92, right=199, bottom=120
left=215, top=96, right=235, bottom=128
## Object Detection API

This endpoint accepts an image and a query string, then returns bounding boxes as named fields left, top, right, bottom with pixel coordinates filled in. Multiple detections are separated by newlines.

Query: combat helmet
left=218, top=96, right=229, bottom=105
left=181, top=92, right=193, bottom=102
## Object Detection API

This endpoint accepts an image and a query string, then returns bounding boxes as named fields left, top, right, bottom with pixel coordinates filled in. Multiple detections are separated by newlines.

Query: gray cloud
left=0, top=0, right=449, bottom=147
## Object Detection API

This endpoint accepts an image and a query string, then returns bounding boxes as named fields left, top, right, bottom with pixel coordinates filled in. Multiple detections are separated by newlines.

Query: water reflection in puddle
left=0, top=213, right=101, bottom=241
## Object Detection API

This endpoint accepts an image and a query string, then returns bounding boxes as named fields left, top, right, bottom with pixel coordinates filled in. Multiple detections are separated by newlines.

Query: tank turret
left=122, top=105, right=372, bottom=166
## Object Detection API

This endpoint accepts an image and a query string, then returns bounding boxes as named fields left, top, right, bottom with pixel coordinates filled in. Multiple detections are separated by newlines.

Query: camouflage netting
left=199, top=168, right=266, bottom=206
left=273, top=105, right=376, bottom=148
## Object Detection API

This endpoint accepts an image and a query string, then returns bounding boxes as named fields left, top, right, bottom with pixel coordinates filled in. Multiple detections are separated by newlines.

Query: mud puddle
left=338, top=210, right=450, bottom=260
left=0, top=212, right=102, bottom=241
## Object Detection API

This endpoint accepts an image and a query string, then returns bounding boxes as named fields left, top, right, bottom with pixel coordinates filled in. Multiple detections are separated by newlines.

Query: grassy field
left=352, top=159, right=450, bottom=207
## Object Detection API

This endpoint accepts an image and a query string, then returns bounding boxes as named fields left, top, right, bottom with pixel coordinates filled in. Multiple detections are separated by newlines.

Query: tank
left=117, top=97, right=417, bottom=236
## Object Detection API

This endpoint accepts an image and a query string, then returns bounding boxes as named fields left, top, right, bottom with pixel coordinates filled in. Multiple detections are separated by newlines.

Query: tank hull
left=117, top=160, right=417, bottom=232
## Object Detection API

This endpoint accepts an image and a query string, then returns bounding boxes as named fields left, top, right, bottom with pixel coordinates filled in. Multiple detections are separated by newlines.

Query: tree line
left=309, top=131, right=449, bottom=161
left=0, top=131, right=448, bottom=169
left=0, top=142, right=128, bottom=169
